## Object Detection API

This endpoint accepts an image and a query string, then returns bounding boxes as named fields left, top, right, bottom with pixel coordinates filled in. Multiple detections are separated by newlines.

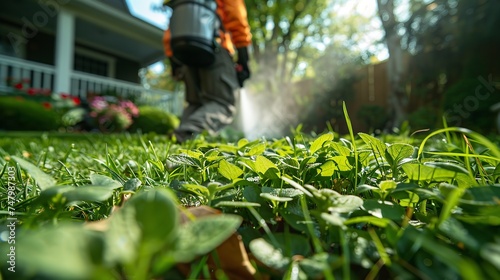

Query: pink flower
left=119, top=100, right=139, bottom=117
left=90, top=96, right=108, bottom=111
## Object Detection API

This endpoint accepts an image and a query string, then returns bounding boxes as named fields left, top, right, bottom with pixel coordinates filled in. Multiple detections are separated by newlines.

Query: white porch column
left=54, top=9, right=74, bottom=94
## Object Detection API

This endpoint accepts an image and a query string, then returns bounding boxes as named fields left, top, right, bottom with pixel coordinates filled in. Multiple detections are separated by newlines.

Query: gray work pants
left=175, top=47, right=239, bottom=136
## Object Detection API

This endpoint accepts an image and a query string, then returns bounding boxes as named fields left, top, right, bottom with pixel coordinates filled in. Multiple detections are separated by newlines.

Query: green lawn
left=0, top=128, right=499, bottom=279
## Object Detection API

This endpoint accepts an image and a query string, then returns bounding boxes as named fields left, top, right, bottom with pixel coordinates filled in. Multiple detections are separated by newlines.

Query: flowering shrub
left=5, top=78, right=81, bottom=113
left=3, top=78, right=140, bottom=132
left=87, top=96, right=140, bottom=132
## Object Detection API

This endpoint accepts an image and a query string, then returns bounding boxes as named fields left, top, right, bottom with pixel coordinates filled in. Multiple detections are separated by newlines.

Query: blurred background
left=142, top=0, right=500, bottom=138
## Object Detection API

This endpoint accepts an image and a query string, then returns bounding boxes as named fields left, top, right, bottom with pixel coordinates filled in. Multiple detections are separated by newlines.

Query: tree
left=245, top=0, right=337, bottom=90
left=400, top=0, right=500, bottom=132
left=139, top=60, right=180, bottom=93
left=376, top=0, right=408, bottom=129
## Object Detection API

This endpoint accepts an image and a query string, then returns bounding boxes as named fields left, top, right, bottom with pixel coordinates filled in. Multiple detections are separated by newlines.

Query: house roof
left=99, top=0, right=131, bottom=13
left=68, top=0, right=166, bottom=66
left=0, top=0, right=166, bottom=66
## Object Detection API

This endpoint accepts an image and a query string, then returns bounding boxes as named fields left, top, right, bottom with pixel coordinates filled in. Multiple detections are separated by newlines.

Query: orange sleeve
left=162, top=28, right=173, bottom=58
left=221, top=0, right=252, bottom=48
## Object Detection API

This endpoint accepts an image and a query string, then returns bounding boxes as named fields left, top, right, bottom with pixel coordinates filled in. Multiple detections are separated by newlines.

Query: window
left=0, top=26, right=26, bottom=58
left=74, top=47, right=115, bottom=77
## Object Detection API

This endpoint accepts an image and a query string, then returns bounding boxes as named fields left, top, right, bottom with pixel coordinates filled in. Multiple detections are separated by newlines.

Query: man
left=163, top=0, right=252, bottom=142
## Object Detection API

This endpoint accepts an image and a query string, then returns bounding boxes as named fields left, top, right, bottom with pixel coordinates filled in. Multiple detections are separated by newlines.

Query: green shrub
left=408, top=106, right=438, bottom=130
left=0, top=97, right=61, bottom=131
left=357, top=104, right=389, bottom=131
left=128, top=106, right=179, bottom=134
left=442, top=78, right=500, bottom=133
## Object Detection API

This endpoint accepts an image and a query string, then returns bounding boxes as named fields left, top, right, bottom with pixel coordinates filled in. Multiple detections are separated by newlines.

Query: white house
left=0, top=0, right=182, bottom=115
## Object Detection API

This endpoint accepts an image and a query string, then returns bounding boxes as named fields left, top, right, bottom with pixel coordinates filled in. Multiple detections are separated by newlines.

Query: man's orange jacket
left=163, top=0, right=252, bottom=58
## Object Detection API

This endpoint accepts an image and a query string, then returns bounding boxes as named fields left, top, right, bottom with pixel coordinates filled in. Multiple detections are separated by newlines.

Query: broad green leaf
left=330, top=142, right=352, bottom=156
left=38, top=185, right=116, bottom=205
left=424, top=161, right=470, bottom=175
left=281, top=211, right=309, bottom=233
left=215, top=201, right=261, bottom=207
left=262, top=187, right=303, bottom=198
left=249, top=238, right=290, bottom=271
left=5, top=224, right=103, bottom=279
left=123, top=178, right=142, bottom=192
left=480, top=242, right=500, bottom=270
left=386, top=143, right=414, bottom=166
left=104, top=202, right=141, bottom=265
left=181, top=183, right=210, bottom=197
left=167, top=154, right=201, bottom=167
left=215, top=144, right=239, bottom=154
left=457, top=215, right=500, bottom=225
left=317, top=188, right=341, bottom=198
left=401, top=226, right=483, bottom=279
left=358, top=150, right=373, bottom=165
left=173, top=214, right=242, bottom=262
left=218, top=159, right=243, bottom=180
left=237, top=138, right=249, bottom=148
left=282, top=177, right=313, bottom=197
left=438, top=183, right=467, bottom=225
left=358, top=133, right=386, bottom=157
left=11, top=156, right=56, bottom=190
left=380, top=180, right=397, bottom=191
left=269, top=233, right=312, bottom=257
left=64, top=186, right=117, bottom=203
left=363, top=199, right=405, bottom=221
left=453, top=185, right=500, bottom=224
left=125, top=189, right=179, bottom=252
left=321, top=212, right=346, bottom=227
left=393, top=183, right=420, bottom=192
left=328, top=195, right=364, bottom=213
left=203, top=148, right=221, bottom=162
left=318, top=161, right=336, bottom=177
left=241, top=186, right=275, bottom=219
left=247, top=142, right=267, bottom=156
left=255, top=155, right=280, bottom=179
left=401, top=163, right=477, bottom=186
left=439, top=218, right=480, bottom=251
left=238, top=157, right=256, bottom=171
left=310, top=133, right=334, bottom=154
left=463, top=185, right=500, bottom=206
left=396, top=191, right=420, bottom=207
left=179, top=149, right=203, bottom=159
left=356, top=184, right=379, bottom=194
left=260, top=193, right=293, bottom=202
left=90, top=174, right=122, bottom=189
left=280, top=157, right=300, bottom=170
left=331, top=156, right=354, bottom=172
left=299, top=253, right=334, bottom=279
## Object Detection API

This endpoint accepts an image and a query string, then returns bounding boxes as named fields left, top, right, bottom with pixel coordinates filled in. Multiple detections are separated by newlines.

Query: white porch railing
left=0, top=54, right=55, bottom=92
left=70, top=71, right=184, bottom=116
left=0, top=54, right=184, bottom=116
